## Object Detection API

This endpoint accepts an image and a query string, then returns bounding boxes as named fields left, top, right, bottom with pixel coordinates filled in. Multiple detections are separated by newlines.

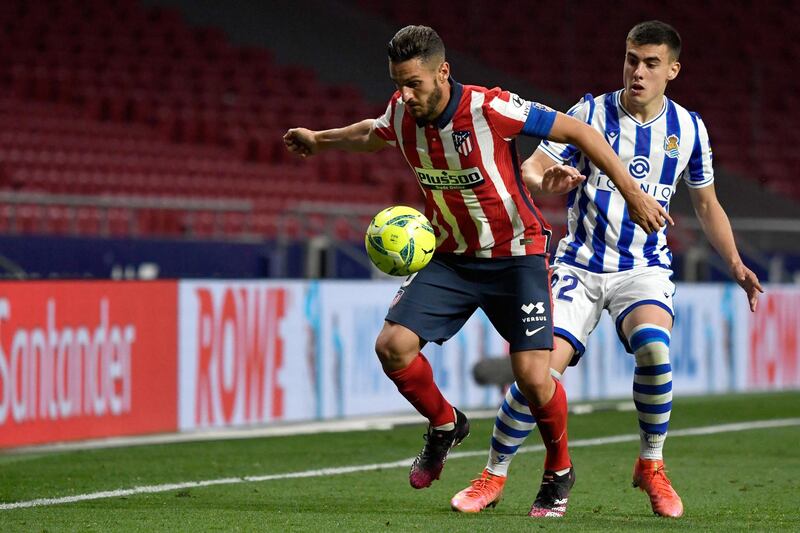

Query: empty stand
left=357, top=0, right=799, bottom=200
left=0, top=0, right=412, bottom=240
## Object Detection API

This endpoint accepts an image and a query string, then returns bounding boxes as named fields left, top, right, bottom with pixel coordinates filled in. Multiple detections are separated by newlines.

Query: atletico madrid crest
left=452, top=130, right=473, bottom=156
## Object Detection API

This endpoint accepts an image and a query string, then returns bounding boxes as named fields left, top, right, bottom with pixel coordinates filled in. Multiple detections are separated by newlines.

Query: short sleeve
left=484, top=89, right=556, bottom=140
left=683, top=112, right=714, bottom=188
left=538, top=95, right=593, bottom=164
left=371, top=95, right=399, bottom=147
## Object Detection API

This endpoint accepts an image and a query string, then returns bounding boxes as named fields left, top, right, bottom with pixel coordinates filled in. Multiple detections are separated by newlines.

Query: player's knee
left=628, top=324, right=671, bottom=366
left=516, top=370, right=552, bottom=395
left=373, top=330, right=394, bottom=363
left=374, top=327, right=418, bottom=370
left=513, top=374, right=554, bottom=408
left=511, top=353, right=554, bottom=405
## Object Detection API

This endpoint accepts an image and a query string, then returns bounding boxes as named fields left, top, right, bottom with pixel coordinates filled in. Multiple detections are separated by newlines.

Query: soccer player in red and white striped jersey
left=284, top=25, right=670, bottom=517
left=372, top=83, right=555, bottom=258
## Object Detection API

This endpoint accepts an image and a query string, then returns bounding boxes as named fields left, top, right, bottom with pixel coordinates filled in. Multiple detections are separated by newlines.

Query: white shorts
left=551, top=263, right=675, bottom=362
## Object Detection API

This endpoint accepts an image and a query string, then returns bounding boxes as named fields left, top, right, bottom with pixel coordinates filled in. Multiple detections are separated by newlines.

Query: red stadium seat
left=12, top=0, right=737, bottom=244
left=355, top=0, right=793, bottom=195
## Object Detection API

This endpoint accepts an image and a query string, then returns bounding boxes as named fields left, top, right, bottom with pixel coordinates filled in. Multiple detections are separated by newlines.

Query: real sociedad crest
left=664, top=134, right=680, bottom=158
left=452, top=130, right=473, bottom=156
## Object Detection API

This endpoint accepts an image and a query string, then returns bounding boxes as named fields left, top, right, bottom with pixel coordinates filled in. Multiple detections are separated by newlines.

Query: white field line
left=5, top=402, right=636, bottom=455
left=1, top=417, right=798, bottom=511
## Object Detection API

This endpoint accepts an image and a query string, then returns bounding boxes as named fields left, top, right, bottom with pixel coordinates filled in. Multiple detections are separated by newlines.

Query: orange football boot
left=450, top=469, right=506, bottom=513
left=632, top=458, right=684, bottom=517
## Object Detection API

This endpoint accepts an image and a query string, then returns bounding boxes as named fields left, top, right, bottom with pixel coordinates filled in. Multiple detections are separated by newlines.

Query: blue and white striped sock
left=485, top=369, right=562, bottom=476
left=629, top=324, right=673, bottom=461
left=486, top=382, right=534, bottom=476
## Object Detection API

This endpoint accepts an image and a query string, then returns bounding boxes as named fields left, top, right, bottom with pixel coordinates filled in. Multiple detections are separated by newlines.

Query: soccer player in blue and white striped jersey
left=451, top=20, right=763, bottom=519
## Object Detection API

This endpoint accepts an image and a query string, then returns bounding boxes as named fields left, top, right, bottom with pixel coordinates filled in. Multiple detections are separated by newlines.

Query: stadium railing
left=271, top=202, right=566, bottom=278
left=680, top=217, right=800, bottom=283
left=0, top=190, right=253, bottom=239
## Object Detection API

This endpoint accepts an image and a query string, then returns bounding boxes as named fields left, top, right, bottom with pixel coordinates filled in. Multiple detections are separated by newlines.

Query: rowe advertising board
left=1, top=280, right=798, bottom=448
left=174, top=281, right=800, bottom=432
left=176, top=281, right=502, bottom=431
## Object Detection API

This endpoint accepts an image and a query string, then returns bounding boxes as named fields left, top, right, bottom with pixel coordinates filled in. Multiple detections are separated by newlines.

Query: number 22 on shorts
left=555, top=274, right=578, bottom=302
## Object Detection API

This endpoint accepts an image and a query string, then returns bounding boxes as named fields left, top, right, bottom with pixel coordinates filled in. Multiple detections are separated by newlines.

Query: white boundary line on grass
left=2, top=417, right=798, bottom=511
left=5, top=402, right=636, bottom=455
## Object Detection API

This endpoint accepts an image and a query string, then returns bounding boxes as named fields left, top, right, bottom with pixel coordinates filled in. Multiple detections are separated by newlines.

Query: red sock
left=530, top=378, right=571, bottom=471
left=386, top=353, right=454, bottom=427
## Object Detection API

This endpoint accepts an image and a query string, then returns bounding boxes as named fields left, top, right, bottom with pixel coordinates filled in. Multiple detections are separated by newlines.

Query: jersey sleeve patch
left=484, top=89, right=554, bottom=139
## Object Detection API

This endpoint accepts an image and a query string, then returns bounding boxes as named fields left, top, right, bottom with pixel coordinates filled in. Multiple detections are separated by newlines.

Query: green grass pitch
left=1, top=391, right=798, bottom=532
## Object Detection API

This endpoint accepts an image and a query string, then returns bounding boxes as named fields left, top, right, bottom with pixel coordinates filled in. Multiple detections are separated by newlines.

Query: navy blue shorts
left=385, top=253, right=553, bottom=352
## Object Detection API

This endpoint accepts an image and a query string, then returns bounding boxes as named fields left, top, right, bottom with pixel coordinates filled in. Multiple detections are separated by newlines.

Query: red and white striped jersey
left=372, top=80, right=557, bottom=257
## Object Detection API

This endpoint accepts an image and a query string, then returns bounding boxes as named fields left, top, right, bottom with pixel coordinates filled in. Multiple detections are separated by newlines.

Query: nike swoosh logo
left=525, top=326, right=545, bottom=337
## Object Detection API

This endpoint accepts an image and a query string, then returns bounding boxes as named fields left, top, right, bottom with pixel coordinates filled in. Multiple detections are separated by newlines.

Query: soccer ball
left=365, top=205, right=436, bottom=276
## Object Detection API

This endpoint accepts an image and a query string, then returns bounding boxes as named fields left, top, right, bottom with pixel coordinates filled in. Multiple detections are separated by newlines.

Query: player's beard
left=419, top=80, right=443, bottom=123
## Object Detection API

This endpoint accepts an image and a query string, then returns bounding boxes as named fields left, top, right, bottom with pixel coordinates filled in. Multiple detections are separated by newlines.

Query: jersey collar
left=416, top=77, right=463, bottom=128
left=617, top=89, right=667, bottom=127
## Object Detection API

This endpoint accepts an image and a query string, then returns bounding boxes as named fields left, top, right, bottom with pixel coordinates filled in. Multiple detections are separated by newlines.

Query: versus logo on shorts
left=414, top=167, right=485, bottom=190
left=521, top=302, right=545, bottom=315
left=521, top=301, right=547, bottom=337
left=521, top=301, right=547, bottom=323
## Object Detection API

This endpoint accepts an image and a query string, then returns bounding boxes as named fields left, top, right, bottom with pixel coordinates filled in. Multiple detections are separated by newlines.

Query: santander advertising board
left=0, top=282, right=178, bottom=448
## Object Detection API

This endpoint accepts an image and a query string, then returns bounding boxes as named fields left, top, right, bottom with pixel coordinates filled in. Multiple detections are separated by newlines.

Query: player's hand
left=283, top=128, right=318, bottom=158
left=731, top=262, right=764, bottom=312
left=541, top=165, right=585, bottom=195
left=625, top=191, right=675, bottom=233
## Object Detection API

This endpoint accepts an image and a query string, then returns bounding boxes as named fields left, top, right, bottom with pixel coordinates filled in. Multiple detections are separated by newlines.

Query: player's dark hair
left=387, top=25, right=445, bottom=64
left=627, top=20, right=681, bottom=59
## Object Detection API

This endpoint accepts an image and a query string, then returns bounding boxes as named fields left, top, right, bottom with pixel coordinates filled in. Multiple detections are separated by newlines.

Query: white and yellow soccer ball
left=365, top=205, right=436, bottom=276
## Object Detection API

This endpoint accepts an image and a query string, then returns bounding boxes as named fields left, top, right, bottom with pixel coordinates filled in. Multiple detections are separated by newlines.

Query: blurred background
left=0, top=0, right=798, bottom=282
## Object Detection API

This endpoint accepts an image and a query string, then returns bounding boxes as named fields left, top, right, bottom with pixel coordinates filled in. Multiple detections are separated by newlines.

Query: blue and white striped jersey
left=539, top=90, right=714, bottom=273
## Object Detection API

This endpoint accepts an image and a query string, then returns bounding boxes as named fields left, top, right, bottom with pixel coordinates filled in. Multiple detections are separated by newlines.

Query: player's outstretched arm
left=688, top=185, right=764, bottom=311
left=546, top=113, right=674, bottom=233
left=521, top=150, right=585, bottom=196
left=283, top=119, right=387, bottom=158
